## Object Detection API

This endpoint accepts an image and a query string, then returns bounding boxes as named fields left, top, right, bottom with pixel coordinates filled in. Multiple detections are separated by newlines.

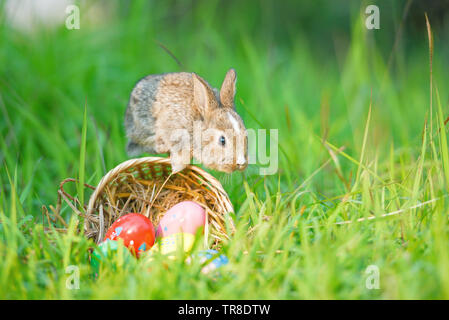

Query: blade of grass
left=436, top=88, right=449, bottom=189
left=77, top=101, right=88, bottom=220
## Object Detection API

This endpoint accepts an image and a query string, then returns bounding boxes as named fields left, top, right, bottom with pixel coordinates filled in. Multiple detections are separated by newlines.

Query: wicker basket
left=83, top=157, right=235, bottom=248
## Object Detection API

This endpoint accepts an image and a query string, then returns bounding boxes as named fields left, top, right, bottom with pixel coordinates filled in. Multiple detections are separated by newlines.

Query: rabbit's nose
left=237, top=154, right=246, bottom=163
left=237, top=164, right=246, bottom=170
left=236, top=156, right=247, bottom=170
left=236, top=156, right=247, bottom=167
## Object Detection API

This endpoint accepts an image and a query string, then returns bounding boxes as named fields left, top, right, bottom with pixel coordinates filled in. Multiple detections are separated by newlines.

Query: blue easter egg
left=196, top=249, right=229, bottom=273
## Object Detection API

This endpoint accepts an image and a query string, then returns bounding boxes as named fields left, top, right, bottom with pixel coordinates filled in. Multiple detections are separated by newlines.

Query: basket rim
left=86, top=156, right=234, bottom=226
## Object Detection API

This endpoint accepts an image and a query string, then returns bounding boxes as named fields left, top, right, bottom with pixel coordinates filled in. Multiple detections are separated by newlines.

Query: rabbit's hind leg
left=126, top=140, right=144, bottom=156
left=126, top=136, right=157, bottom=156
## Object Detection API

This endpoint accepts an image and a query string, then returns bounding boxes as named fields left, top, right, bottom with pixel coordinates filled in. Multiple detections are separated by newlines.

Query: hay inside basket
left=83, top=157, right=235, bottom=248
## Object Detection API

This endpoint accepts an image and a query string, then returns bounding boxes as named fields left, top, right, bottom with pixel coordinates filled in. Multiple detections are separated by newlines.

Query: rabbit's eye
left=219, top=136, right=226, bottom=146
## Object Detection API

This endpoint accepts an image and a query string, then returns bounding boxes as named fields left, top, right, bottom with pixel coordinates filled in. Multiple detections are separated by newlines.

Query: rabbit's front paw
left=170, top=151, right=189, bottom=173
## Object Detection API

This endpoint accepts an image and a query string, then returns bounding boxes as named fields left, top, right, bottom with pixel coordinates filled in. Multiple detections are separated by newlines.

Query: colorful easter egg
left=156, top=201, right=206, bottom=238
left=142, top=233, right=196, bottom=265
left=90, top=240, right=134, bottom=276
left=193, top=249, right=229, bottom=274
left=104, top=213, right=155, bottom=257
left=151, top=233, right=195, bottom=255
left=149, top=232, right=196, bottom=256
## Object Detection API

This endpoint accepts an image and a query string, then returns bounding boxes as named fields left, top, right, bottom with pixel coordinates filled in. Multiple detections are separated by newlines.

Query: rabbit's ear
left=193, top=73, right=215, bottom=117
left=220, top=68, right=237, bottom=109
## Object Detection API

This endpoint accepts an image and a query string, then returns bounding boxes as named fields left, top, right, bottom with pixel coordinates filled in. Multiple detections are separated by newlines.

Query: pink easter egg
left=156, top=201, right=206, bottom=238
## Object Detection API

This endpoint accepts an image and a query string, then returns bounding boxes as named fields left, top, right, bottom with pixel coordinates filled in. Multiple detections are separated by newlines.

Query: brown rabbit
left=125, top=69, right=248, bottom=173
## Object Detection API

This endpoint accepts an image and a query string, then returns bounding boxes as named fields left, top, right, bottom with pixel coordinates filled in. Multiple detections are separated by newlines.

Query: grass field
left=1, top=0, right=449, bottom=299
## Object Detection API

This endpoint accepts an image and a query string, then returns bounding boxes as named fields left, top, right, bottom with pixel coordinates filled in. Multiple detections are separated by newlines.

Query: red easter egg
left=104, top=213, right=155, bottom=257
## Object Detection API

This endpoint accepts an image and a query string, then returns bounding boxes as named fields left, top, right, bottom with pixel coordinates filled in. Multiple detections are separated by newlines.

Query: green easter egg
left=91, top=240, right=117, bottom=272
left=90, top=240, right=133, bottom=276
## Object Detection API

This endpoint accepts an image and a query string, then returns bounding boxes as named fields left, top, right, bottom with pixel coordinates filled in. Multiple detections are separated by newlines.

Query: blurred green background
left=1, top=0, right=449, bottom=299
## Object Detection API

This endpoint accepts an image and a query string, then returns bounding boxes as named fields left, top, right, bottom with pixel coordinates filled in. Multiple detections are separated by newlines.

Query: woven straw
left=84, top=157, right=235, bottom=247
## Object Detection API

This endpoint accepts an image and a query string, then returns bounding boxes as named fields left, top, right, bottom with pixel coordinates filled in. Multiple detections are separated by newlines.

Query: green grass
left=1, top=0, right=449, bottom=299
